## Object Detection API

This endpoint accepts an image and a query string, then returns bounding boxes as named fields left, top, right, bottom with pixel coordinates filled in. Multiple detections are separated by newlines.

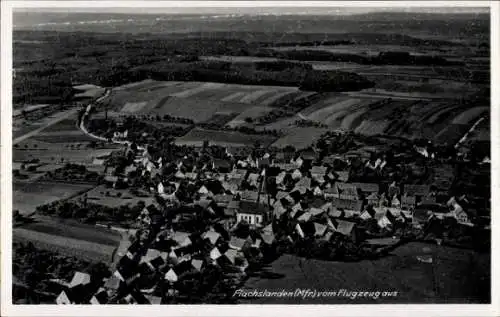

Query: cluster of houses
left=51, top=135, right=483, bottom=304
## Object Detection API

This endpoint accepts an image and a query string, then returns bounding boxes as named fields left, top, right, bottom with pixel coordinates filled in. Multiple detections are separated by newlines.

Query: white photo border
left=1, top=1, right=499, bottom=316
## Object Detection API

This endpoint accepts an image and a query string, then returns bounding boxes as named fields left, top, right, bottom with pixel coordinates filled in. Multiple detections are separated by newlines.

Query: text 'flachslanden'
left=233, top=288, right=399, bottom=300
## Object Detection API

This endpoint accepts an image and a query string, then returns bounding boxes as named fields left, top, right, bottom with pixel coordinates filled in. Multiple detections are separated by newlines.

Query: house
left=331, top=197, right=363, bottom=213
left=295, top=223, right=305, bottom=238
left=247, top=173, right=260, bottom=188
left=378, top=195, right=389, bottom=207
left=191, top=259, right=204, bottom=272
left=335, top=220, right=357, bottom=242
left=68, top=272, right=91, bottom=288
left=291, top=169, right=303, bottom=180
left=294, top=177, right=311, bottom=192
left=352, top=182, right=379, bottom=194
left=209, top=247, right=222, bottom=261
left=185, top=172, right=198, bottom=180
left=274, top=163, right=296, bottom=171
left=324, top=186, right=340, bottom=199
left=175, top=170, right=185, bottom=179
left=292, top=157, right=304, bottom=168
left=272, top=201, right=287, bottom=218
left=213, top=159, right=232, bottom=172
left=198, top=185, right=209, bottom=195
left=229, top=236, right=251, bottom=251
left=275, top=172, right=287, bottom=185
left=334, top=171, right=349, bottom=182
left=229, top=169, right=247, bottom=180
left=309, top=207, right=324, bottom=217
left=401, top=195, right=416, bottom=211
left=314, top=222, right=327, bottom=237
left=222, top=179, right=240, bottom=194
left=311, top=166, right=328, bottom=179
left=90, top=288, right=109, bottom=305
left=404, top=184, right=430, bottom=198
left=391, top=196, right=401, bottom=208
left=202, top=230, right=221, bottom=245
left=374, top=211, right=392, bottom=229
left=145, top=295, right=162, bottom=305
left=225, top=200, right=240, bottom=217
left=336, top=182, right=359, bottom=197
left=56, top=290, right=73, bottom=305
left=104, top=273, right=123, bottom=291
left=328, top=206, right=342, bottom=218
left=301, top=150, right=318, bottom=162
left=236, top=201, right=269, bottom=227
left=366, top=192, right=379, bottom=206
left=140, top=248, right=164, bottom=265
left=297, top=211, right=312, bottom=222
left=170, top=231, right=192, bottom=249
left=213, top=194, right=233, bottom=207
left=388, top=182, right=400, bottom=198
left=359, top=210, right=372, bottom=221
left=261, top=232, right=276, bottom=245
left=164, top=269, right=178, bottom=283
left=224, top=249, right=239, bottom=265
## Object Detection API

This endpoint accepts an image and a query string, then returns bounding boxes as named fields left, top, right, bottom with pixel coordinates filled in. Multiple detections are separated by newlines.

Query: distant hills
left=13, top=11, right=489, bottom=43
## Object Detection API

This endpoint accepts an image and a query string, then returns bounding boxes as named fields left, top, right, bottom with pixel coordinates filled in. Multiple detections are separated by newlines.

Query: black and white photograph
left=1, top=1, right=498, bottom=315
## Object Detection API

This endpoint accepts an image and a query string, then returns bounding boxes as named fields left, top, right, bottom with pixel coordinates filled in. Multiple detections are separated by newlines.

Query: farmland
left=271, top=127, right=329, bottom=150
left=75, top=185, right=156, bottom=208
left=102, top=80, right=307, bottom=125
left=175, top=128, right=277, bottom=148
left=13, top=227, right=117, bottom=264
left=13, top=181, right=95, bottom=215
left=241, top=242, right=490, bottom=304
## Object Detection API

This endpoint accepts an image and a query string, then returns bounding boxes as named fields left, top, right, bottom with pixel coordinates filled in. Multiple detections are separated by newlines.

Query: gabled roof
left=68, top=272, right=91, bottom=288
left=239, top=201, right=269, bottom=215
left=171, top=231, right=192, bottom=248
left=295, top=177, right=312, bottom=189
left=336, top=220, right=356, bottom=236
left=297, top=211, right=312, bottom=222
left=202, top=230, right=221, bottom=245
left=309, top=207, right=325, bottom=217
left=191, top=259, right=204, bottom=271
left=328, top=206, right=342, bottom=218
left=311, top=166, right=328, bottom=175
left=404, top=184, right=430, bottom=196
left=314, top=222, right=327, bottom=236
left=104, top=274, right=122, bottom=290
left=229, top=236, right=250, bottom=250
left=145, top=295, right=162, bottom=305
left=210, top=247, right=222, bottom=260
left=352, top=182, right=379, bottom=193
left=261, top=232, right=275, bottom=245
left=224, top=249, right=238, bottom=264
left=366, top=192, right=379, bottom=201
left=164, top=268, right=178, bottom=283
left=227, top=200, right=240, bottom=209
left=140, top=248, right=162, bottom=264
left=331, top=197, right=363, bottom=211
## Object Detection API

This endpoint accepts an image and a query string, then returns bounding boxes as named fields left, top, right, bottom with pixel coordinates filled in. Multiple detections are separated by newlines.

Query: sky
left=14, top=6, right=490, bottom=15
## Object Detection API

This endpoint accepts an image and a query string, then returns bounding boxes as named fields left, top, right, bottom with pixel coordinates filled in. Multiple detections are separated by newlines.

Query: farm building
left=236, top=201, right=269, bottom=227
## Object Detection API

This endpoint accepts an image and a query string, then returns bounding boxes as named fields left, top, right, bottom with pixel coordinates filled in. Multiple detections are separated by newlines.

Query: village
left=34, top=112, right=489, bottom=304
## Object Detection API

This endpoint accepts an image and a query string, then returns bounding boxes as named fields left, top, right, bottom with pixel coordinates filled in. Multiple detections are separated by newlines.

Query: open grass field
left=451, top=107, right=488, bottom=125
left=175, top=127, right=277, bottom=148
left=271, top=127, right=328, bottom=150
left=13, top=227, right=117, bottom=263
left=14, top=181, right=95, bottom=215
left=226, top=106, right=274, bottom=128
left=241, top=242, right=490, bottom=304
left=18, top=219, right=121, bottom=246
left=76, top=185, right=156, bottom=208
left=13, top=146, right=118, bottom=164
